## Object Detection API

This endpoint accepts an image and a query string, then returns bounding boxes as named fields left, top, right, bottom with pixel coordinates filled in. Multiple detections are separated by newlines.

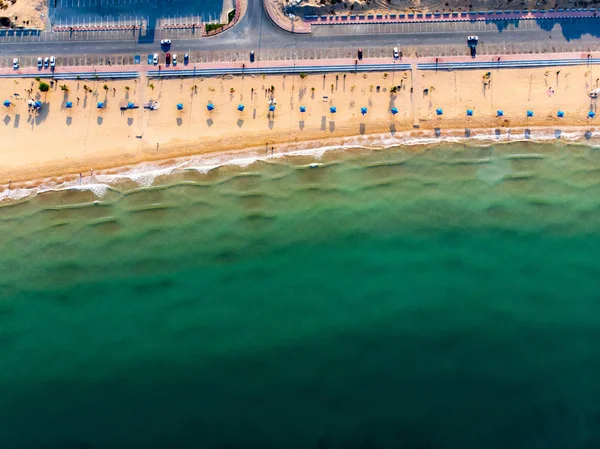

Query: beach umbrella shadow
left=299, top=105, right=306, bottom=130
left=206, top=102, right=214, bottom=127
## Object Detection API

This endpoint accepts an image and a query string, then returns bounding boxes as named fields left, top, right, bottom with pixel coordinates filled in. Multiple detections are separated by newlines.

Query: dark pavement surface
left=1, top=0, right=600, bottom=58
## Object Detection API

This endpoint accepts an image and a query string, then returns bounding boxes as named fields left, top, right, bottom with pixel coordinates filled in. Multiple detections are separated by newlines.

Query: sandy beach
left=0, top=64, right=598, bottom=187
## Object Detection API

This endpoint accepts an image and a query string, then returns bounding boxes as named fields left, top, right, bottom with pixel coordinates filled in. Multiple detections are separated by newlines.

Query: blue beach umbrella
left=361, top=107, right=368, bottom=115
left=497, top=110, right=504, bottom=117
left=330, top=106, right=336, bottom=113
left=391, top=107, right=398, bottom=115
left=3, top=100, right=11, bottom=107
left=299, top=106, right=306, bottom=113
left=557, top=110, right=564, bottom=118
left=127, top=102, right=135, bottom=109
left=588, top=111, right=596, bottom=119
left=207, top=103, right=214, bottom=111
left=436, top=108, right=443, bottom=115
left=97, top=102, right=104, bottom=109
left=527, top=110, right=534, bottom=117
left=65, top=101, right=73, bottom=109
left=237, top=104, right=245, bottom=112
left=34, top=101, right=42, bottom=109
left=176, top=103, right=183, bottom=110
left=269, top=105, right=275, bottom=112
left=466, top=109, right=473, bottom=116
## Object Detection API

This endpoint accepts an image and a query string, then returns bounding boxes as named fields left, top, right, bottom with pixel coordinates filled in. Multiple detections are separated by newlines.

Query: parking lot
left=311, top=17, right=597, bottom=37
left=49, top=0, right=224, bottom=32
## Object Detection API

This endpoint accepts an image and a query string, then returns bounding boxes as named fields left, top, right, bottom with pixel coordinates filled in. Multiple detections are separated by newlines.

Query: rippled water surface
left=2, top=142, right=600, bottom=449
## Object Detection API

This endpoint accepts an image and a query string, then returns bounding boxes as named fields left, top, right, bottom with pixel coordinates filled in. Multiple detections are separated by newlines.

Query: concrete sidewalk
left=2, top=50, right=599, bottom=79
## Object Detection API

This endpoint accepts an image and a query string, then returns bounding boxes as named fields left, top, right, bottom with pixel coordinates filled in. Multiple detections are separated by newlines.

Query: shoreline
left=1, top=64, right=599, bottom=195
left=2, top=124, right=600, bottom=205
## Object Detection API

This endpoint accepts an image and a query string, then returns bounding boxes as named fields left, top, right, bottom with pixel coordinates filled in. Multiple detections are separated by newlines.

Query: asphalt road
left=1, top=0, right=600, bottom=57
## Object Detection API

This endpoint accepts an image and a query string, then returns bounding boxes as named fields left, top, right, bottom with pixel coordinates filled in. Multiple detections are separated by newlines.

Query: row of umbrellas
left=202, top=103, right=345, bottom=114
left=5, top=99, right=595, bottom=120
left=450, top=108, right=595, bottom=118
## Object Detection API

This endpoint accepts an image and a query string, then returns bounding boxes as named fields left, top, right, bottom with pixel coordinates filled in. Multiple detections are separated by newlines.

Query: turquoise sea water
left=2, top=141, right=600, bottom=448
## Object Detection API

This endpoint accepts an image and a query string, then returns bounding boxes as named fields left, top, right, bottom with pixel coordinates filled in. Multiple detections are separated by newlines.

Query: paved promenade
left=2, top=51, right=599, bottom=79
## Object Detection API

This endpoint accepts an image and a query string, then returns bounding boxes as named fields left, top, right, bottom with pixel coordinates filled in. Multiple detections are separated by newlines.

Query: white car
left=50, top=56, right=55, bottom=68
left=468, top=35, right=479, bottom=42
left=393, top=47, right=399, bottom=58
left=160, top=39, right=171, bottom=45
left=172, top=54, right=177, bottom=66
left=44, top=57, right=49, bottom=68
left=153, top=53, right=159, bottom=65
left=13, top=58, right=19, bottom=70
left=37, top=57, right=43, bottom=69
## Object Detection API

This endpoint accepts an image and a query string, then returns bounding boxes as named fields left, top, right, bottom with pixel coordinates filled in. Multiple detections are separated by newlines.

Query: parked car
left=37, top=57, right=43, bottom=69
left=13, top=58, right=19, bottom=70
left=172, top=54, right=177, bottom=66
left=467, top=36, right=478, bottom=58
left=50, top=56, right=55, bottom=68
left=43, top=57, right=49, bottom=68
left=153, top=53, right=159, bottom=65
left=358, top=48, right=363, bottom=60
left=393, top=47, right=399, bottom=59
left=250, top=50, right=255, bottom=63
left=166, top=52, right=171, bottom=65
left=184, top=53, right=189, bottom=65
left=160, top=39, right=171, bottom=46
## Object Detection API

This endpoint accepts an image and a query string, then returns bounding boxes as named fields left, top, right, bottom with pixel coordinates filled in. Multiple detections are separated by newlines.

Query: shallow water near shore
left=2, top=140, right=600, bottom=448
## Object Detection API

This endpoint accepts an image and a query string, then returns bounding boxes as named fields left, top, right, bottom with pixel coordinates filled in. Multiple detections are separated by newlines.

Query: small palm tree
left=103, top=84, right=109, bottom=91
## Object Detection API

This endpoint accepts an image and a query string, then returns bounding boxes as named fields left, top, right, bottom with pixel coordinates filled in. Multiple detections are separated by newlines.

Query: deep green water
left=2, top=141, right=600, bottom=448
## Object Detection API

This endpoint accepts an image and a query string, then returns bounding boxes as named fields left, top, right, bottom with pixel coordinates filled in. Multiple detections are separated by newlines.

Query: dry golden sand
left=0, top=65, right=598, bottom=187
left=0, top=0, right=47, bottom=29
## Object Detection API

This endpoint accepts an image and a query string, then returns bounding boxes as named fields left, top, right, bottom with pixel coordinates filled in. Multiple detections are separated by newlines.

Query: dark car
left=358, top=48, right=363, bottom=60
left=166, top=52, right=171, bottom=65
left=250, top=51, right=255, bottom=63
left=184, top=53, right=189, bottom=65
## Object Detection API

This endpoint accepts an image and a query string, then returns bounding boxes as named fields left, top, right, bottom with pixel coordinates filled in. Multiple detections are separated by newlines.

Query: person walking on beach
left=79, top=173, right=82, bottom=184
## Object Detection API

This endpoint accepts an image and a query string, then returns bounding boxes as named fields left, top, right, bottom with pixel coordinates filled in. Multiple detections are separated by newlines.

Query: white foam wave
left=2, top=126, right=600, bottom=206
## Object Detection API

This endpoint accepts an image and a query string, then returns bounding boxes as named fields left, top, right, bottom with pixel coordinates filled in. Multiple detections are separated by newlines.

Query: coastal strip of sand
left=0, top=64, right=598, bottom=188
